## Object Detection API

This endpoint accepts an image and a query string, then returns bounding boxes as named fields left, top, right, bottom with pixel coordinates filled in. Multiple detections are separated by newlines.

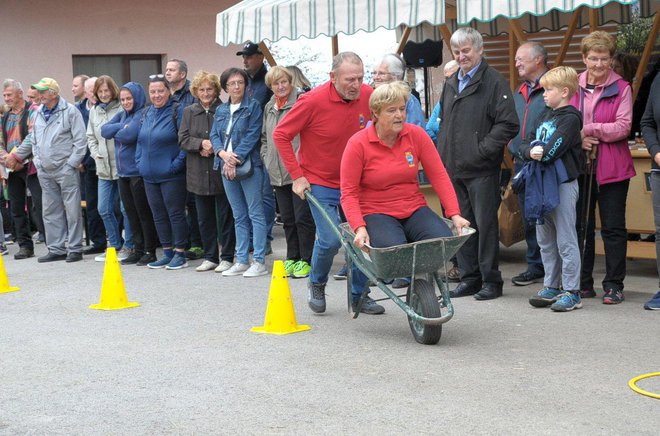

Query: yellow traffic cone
left=90, top=248, right=139, bottom=311
left=0, top=254, right=19, bottom=294
left=251, top=260, right=310, bottom=335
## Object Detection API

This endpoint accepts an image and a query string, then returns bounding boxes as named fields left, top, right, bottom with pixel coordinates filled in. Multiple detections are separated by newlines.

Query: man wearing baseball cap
left=237, top=41, right=272, bottom=109
left=5, top=77, right=87, bottom=263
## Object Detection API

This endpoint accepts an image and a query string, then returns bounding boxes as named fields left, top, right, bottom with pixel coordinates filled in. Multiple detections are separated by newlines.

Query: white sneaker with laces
left=94, top=253, right=106, bottom=262
left=196, top=260, right=219, bottom=272
left=243, top=262, right=268, bottom=278
left=215, top=260, right=233, bottom=273
left=222, top=262, right=249, bottom=276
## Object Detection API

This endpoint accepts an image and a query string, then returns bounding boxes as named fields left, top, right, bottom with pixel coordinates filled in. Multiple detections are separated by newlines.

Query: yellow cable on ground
left=629, top=372, right=660, bottom=399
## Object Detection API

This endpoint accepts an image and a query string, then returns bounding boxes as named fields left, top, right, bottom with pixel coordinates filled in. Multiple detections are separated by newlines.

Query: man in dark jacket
left=508, top=41, right=550, bottom=287
left=438, top=27, right=519, bottom=300
left=237, top=42, right=273, bottom=109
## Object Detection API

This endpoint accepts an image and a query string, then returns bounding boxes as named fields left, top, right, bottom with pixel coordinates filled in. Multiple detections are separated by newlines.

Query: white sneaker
left=94, top=253, right=106, bottom=262
left=215, top=260, right=234, bottom=273
left=222, top=262, right=249, bottom=276
left=243, top=262, right=268, bottom=278
left=196, top=260, right=219, bottom=272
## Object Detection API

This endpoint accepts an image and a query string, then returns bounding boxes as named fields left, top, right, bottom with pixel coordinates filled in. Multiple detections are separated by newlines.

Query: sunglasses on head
left=149, top=74, right=166, bottom=82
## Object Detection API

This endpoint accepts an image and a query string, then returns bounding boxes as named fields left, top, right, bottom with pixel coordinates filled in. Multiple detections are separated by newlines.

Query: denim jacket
left=210, top=96, right=263, bottom=171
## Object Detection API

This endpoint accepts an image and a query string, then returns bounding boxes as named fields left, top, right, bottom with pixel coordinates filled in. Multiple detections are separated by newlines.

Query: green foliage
left=616, top=12, right=654, bottom=56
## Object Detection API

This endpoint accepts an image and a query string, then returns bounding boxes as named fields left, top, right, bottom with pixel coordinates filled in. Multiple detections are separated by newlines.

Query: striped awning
left=215, top=0, right=445, bottom=46
left=404, top=0, right=650, bottom=42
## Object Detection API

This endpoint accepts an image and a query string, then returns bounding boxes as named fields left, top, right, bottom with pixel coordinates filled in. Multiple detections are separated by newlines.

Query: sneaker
left=94, top=253, right=106, bottom=262
left=284, top=259, right=297, bottom=277
left=34, top=232, right=45, bottom=244
left=333, top=264, right=347, bottom=280
left=215, top=260, right=233, bottom=273
left=446, top=264, right=460, bottom=282
left=580, top=287, right=597, bottom=298
left=307, top=281, right=326, bottom=313
left=0, top=244, right=8, bottom=256
left=550, top=292, right=583, bottom=312
left=222, top=262, right=249, bottom=276
left=185, top=246, right=204, bottom=260
left=196, top=260, right=219, bottom=272
left=121, top=251, right=143, bottom=265
left=83, top=245, right=106, bottom=255
left=293, top=260, right=311, bottom=279
left=14, top=246, right=34, bottom=260
left=644, top=291, right=660, bottom=310
left=165, top=252, right=189, bottom=270
left=529, top=287, right=562, bottom=308
left=65, top=252, right=83, bottom=263
left=603, top=288, right=625, bottom=305
left=37, top=252, right=67, bottom=263
left=148, top=256, right=172, bottom=269
left=352, top=296, right=386, bottom=315
left=243, top=261, right=268, bottom=277
left=137, top=252, right=157, bottom=266
left=117, top=247, right=133, bottom=261
left=512, top=270, right=544, bottom=286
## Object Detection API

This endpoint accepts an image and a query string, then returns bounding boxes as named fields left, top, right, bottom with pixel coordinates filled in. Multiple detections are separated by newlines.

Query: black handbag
left=222, top=115, right=254, bottom=181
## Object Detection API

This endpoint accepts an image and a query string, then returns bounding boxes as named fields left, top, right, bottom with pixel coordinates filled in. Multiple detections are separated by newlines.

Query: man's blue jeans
left=308, top=184, right=368, bottom=299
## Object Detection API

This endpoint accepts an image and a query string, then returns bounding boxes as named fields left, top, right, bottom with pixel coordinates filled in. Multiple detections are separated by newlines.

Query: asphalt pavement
left=1, top=227, right=659, bottom=435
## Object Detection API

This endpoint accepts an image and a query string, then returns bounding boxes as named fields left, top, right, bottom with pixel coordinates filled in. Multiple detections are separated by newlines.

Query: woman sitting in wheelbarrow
left=340, top=81, right=470, bottom=254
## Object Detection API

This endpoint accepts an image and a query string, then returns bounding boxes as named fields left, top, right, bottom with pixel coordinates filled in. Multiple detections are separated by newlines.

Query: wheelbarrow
left=305, top=192, right=475, bottom=345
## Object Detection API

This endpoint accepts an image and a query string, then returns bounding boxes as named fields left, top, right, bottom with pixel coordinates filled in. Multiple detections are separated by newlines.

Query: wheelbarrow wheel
left=406, top=279, right=442, bottom=345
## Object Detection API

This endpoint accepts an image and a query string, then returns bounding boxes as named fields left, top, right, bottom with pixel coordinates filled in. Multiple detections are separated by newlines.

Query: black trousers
left=186, top=191, right=202, bottom=247
left=273, top=184, right=315, bottom=263
left=576, top=174, right=629, bottom=291
left=7, top=168, right=45, bottom=249
left=118, top=176, right=158, bottom=253
left=195, top=192, right=235, bottom=263
left=452, top=173, right=503, bottom=287
left=83, top=168, right=106, bottom=248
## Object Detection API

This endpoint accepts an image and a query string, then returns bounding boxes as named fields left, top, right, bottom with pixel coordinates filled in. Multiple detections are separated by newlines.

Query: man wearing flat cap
left=6, top=78, right=87, bottom=263
left=237, top=41, right=272, bottom=109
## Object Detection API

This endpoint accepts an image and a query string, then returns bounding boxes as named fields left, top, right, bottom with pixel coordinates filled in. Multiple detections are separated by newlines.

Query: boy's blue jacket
left=210, top=96, right=263, bottom=171
left=514, top=159, right=569, bottom=224
left=100, top=82, right=146, bottom=178
left=135, top=98, right=186, bottom=183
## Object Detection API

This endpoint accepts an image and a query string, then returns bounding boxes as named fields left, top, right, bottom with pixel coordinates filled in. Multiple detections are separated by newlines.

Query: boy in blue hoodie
left=523, top=66, right=584, bottom=312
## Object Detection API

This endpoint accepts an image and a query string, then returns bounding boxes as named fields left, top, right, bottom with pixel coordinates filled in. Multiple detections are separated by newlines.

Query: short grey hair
left=3, top=79, right=23, bottom=91
left=524, top=41, right=548, bottom=66
left=379, top=53, right=406, bottom=80
left=331, top=52, right=363, bottom=73
left=450, top=27, right=483, bottom=51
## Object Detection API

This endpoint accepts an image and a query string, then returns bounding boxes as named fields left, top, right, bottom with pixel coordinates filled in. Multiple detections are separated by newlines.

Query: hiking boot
left=580, top=287, right=596, bottom=298
left=603, top=288, right=625, bottom=305
left=165, top=252, right=189, bottom=270
left=222, top=262, right=249, bottom=276
left=284, top=259, right=297, bottom=277
left=243, top=262, right=268, bottom=277
left=550, top=292, right=583, bottom=312
left=307, top=281, right=326, bottom=313
left=512, top=270, right=544, bottom=286
left=644, top=291, right=660, bottom=310
left=352, top=296, right=385, bottom=315
left=529, top=287, right=562, bottom=308
left=137, top=252, right=157, bottom=266
left=333, top=264, right=347, bottom=280
left=293, top=260, right=311, bottom=279
left=14, top=246, right=34, bottom=260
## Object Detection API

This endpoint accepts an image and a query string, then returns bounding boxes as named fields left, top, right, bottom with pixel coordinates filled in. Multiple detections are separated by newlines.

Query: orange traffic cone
left=89, top=248, right=139, bottom=310
left=251, top=260, right=311, bottom=335
left=0, top=254, right=19, bottom=294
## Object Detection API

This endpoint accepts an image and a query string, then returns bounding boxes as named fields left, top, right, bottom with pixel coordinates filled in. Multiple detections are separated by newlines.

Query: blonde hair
left=369, top=81, right=410, bottom=116
left=264, top=66, right=293, bottom=88
left=190, top=70, right=221, bottom=99
left=540, top=66, right=579, bottom=97
left=581, top=31, right=616, bottom=56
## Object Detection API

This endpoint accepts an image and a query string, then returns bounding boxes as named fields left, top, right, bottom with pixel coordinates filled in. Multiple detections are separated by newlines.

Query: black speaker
left=402, top=39, right=443, bottom=68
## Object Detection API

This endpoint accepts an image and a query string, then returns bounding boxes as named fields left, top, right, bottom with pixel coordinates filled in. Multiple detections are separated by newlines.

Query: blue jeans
left=223, top=167, right=267, bottom=264
left=308, top=184, right=368, bottom=298
left=144, top=179, right=189, bottom=249
left=98, top=179, right=122, bottom=249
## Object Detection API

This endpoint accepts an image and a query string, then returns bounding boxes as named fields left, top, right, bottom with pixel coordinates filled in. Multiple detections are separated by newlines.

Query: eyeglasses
left=586, top=56, right=611, bottom=65
left=371, top=71, right=392, bottom=77
left=149, top=74, right=166, bottom=82
left=227, top=80, right=245, bottom=88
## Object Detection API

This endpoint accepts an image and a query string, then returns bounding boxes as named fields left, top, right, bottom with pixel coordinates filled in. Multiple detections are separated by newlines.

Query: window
left=72, top=54, right=162, bottom=92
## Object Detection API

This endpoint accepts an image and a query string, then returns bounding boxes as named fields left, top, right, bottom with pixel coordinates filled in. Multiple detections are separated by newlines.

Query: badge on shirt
left=405, top=151, right=415, bottom=167
left=359, top=113, right=365, bottom=129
